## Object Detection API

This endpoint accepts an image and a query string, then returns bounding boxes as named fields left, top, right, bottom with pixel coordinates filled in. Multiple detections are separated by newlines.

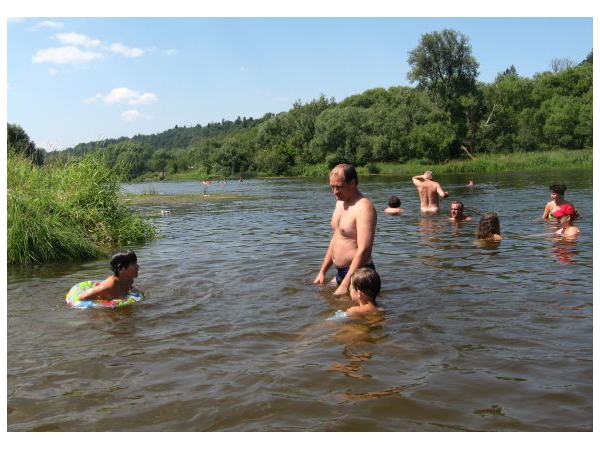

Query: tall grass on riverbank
left=7, top=152, right=156, bottom=265
left=364, top=148, right=593, bottom=177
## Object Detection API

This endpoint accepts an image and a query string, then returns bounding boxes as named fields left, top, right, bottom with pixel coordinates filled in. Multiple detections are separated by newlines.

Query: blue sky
left=4, top=6, right=595, bottom=151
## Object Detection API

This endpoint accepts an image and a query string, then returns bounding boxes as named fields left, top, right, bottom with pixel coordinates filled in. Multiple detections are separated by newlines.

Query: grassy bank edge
left=160, top=148, right=593, bottom=181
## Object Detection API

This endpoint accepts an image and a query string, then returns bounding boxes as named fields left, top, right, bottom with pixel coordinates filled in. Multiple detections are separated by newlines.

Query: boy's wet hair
left=388, top=195, right=401, bottom=207
left=110, top=250, right=137, bottom=276
left=351, top=267, right=381, bottom=303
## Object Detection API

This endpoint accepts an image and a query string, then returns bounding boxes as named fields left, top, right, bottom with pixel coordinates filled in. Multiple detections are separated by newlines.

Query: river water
left=6, top=170, right=593, bottom=434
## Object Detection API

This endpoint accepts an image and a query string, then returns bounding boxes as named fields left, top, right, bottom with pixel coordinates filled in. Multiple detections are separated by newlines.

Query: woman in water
left=541, top=184, right=575, bottom=220
left=477, top=213, right=502, bottom=241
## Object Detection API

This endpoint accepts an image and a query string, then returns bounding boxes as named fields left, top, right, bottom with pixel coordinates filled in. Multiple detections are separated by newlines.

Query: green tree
left=408, top=121, right=456, bottom=163
left=478, top=71, right=534, bottom=152
left=149, top=149, right=174, bottom=173
left=7, top=123, right=45, bottom=165
left=406, top=29, right=480, bottom=156
left=109, top=141, right=152, bottom=181
left=407, top=29, right=479, bottom=114
left=309, top=106, right=371, bottom=166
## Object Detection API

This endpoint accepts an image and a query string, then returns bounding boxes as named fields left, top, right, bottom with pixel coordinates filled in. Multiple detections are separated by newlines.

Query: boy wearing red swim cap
left=553, top=204, right=580, bottom=237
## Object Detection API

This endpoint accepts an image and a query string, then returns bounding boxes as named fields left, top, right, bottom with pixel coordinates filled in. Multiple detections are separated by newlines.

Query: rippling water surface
left=7, top=170, right=593, bottom=432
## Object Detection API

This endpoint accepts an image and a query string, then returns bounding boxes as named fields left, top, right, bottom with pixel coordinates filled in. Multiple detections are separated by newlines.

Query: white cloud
left=32, top=46, right=102, bottom=64
left=110, top=43, right=144, bottom=58
left=82, top=93, right=103, bottom=104
left=55, top=32, right=101, bottom=48
left=121, top=109, right=143, bottom=122
left=162, top=48, right=178, bottom=56
left=104, top=87, right=158, bottom=105
left=48, top=68, right=58, bottom=76
left=28, top=20, right=64, bottom=32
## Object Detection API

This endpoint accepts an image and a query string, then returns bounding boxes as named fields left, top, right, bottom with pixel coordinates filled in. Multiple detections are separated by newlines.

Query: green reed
left=7, top=152, right=156, bottom=265
left=365, top=148, right=592, bottom=177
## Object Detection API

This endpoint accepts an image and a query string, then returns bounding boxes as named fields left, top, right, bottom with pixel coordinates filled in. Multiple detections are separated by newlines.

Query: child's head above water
left=388, top=195, right=401, bottom=208
left=350, top=267, right=381, bottom=304
left=110, top=250, right=138, bottom=276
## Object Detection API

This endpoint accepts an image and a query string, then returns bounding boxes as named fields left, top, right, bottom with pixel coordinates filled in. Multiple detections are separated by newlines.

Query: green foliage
left=407, top=29, right=479, bottom=111
left=7, top=123, right=45, bottom=165
left=7, top=152, right=156, bottom=265
left=35, top=29, right=592, bottom=178
left=374, top=148, right=592, bottom=175
left=409, top=121, right=456, bottom=163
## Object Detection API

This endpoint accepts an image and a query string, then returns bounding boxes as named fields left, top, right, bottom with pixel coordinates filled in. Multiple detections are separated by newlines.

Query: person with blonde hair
left=412, top=170, right=449, bottom=213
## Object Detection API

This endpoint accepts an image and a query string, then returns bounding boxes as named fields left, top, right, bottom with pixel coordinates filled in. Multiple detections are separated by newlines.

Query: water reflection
left=551, top=238, right=578, bottom=264
left=7, top=173, right=593, bottom=432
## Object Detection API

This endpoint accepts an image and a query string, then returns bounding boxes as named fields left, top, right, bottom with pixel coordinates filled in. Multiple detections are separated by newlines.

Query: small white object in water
left=160, top=209, right=171, bottom=215
left=326, top=309, right=348, bottom=321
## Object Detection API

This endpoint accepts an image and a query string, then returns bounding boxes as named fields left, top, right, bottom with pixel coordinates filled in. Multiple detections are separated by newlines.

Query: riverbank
left=162, top=148, right=592, bottom=181
left=7, top=153, right=156, bottom=265
left=368, top=148, right=592, bottom=177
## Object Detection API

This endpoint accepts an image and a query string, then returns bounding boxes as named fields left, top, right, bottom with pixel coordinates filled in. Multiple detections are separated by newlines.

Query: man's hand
left=333, top=284, right=348, bottom=296
left=313, top=273, right=325, bottom=285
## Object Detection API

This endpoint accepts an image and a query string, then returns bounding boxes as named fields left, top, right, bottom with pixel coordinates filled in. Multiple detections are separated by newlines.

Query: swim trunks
left=335, top=262, right=376, bottom=285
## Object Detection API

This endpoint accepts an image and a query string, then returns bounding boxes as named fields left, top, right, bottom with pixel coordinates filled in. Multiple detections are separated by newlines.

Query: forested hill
left=64, top=115, right=272, bottom=157
left=22, top=30, right=591, bottom=180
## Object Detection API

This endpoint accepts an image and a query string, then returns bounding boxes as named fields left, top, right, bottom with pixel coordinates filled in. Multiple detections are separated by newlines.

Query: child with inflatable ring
left=66, top=250, right=142, bottom=308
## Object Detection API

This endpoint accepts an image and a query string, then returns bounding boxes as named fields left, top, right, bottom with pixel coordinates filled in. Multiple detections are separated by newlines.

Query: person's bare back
left=412, top=171, right=448, bottom=212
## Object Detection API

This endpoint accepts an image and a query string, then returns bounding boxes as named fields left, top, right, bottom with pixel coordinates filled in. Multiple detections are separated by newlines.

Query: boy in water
left=384, top=195, right=405, bottom=215
left=79, top=250, right=140, bottom=300
left=345, top=267, right=382, bottom=316
left=553, top=204, right=580, bottom=237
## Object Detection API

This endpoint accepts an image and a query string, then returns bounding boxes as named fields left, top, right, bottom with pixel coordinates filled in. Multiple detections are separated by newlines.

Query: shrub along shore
left=7, top=148, right=591, bottom=265
left=7, top=152, right=156, bottom=265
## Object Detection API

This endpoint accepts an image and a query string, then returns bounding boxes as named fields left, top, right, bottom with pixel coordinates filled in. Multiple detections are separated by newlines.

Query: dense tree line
left=16, top=29, right=592, bottom=180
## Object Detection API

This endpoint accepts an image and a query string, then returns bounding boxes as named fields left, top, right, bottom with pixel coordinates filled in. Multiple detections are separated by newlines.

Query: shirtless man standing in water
left=313, top=164, right=377, bottom=296
left=412, top=170, right=449, bottom=213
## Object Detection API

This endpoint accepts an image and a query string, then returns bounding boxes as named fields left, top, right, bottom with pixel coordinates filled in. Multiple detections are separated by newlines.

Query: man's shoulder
left=357, top=195, right=376, bottom=209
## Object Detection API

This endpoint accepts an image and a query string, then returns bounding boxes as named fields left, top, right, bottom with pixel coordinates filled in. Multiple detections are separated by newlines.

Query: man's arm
left=313, top=205, right=340, bottom=284
left=541, top=202, right=552, bottom=219
left=313, top=237, right=334, bottom=285
left=436, top=183, right=449, bottom=198
left=333, top=200, right=377, bottom=296
left=412, top=175, right=425, bottom=186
